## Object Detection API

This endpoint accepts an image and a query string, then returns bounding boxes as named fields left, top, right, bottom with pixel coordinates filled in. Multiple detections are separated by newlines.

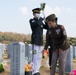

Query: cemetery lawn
left=0, top=54, right=76, bottom=75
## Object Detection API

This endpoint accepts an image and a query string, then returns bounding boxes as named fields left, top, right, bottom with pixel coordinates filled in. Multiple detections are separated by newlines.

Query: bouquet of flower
left=42, top=50, right=49, bottom=58
left=40, top=3, right=46, bottom=11
left=0, top=62, right=5, bottom=73
left=40, top=3, right=46, bottom=18
left=25, top=64, right=32, bottom=71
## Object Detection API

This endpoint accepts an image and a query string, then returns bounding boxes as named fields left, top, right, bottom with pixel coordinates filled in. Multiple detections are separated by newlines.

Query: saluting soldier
left=29, top=8, right=48, bottom=75
left=44, top=14, right=70, bottom=75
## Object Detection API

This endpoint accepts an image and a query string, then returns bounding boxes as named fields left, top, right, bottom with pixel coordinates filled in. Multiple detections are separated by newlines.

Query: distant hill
left=0, top=31, right=31, bottom=44
left=0, top=31, right=76, bottom=45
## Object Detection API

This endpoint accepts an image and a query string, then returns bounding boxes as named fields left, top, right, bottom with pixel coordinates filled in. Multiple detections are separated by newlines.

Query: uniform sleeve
left=41, top=18, right=48, bottom=29
left=44, top=30, right=51, bottom=50
left=29, top=19, right=39, bottom=27
left=43, top=22, right=48, bottom=29
left=59, top=25, right=67, bottom=49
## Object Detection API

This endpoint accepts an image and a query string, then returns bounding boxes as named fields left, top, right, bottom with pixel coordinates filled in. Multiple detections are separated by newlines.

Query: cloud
left=19, top=7, right=28, bottom=15
left=44, top=5, right=72, bottom=17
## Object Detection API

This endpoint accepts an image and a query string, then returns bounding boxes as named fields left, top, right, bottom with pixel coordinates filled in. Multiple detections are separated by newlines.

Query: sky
left=0, top=0, right=76, bottom=37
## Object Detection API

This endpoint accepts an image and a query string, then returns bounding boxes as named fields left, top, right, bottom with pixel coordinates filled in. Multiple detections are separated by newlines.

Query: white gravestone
left=73, top=46, right=76, bottom=59
left=65, top=46, right=73, bottom=73
left=7, top=44, right=12, bottom=58
left=0, top=44, right=4, bottom=62
left=10, top=42, right=25, bottom=75
left=25, top=44, right=32, bottom=64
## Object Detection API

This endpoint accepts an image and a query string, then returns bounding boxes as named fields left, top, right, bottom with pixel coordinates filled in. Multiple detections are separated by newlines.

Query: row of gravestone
left=0, top=42, right=76, bottom=75
left=7, top=43, right=32, bottom=64
left=7, top=42, right=32, bottom=75
left=0, top=43, right=33, bottom=75
left=0, top=44, right=5, bottom=62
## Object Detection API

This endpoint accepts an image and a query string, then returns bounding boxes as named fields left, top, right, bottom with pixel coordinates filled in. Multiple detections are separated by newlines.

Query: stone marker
left=73, top=46, right=76, bottom=59
left=10, top=42, right=25, bottom=75
left=25, top=44, right=32, bottom=64
left=0, top=44, right=4, bottom=62
left=65, top=46, right=73, bottom=73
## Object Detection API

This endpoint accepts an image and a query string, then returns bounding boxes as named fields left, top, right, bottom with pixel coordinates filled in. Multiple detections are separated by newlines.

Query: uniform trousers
left=49, top=48, right=53, bottom=67
left=32, top=44, right=43, bottom=74
left=50, top=49, right=69, bottom=75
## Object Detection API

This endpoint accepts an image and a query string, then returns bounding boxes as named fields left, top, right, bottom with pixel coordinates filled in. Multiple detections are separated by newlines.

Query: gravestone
left=10, top=42, right=25, bottom=75
left=73, top=46, right=76, bottom=59
left=25, top=44, right=32, bottom=64
left=0, top=46, right=2, bottom=62
left=0, top=44, right=5, bottom=54
left=7, top=44, right=12, bottom=58
left=65, top=46, right=73, bottom=73
left=0, top=44, right=4, bottom=62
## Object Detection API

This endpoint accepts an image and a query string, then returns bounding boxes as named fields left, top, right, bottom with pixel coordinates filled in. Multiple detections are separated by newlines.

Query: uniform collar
left=34, top=17, right=41, bottom=20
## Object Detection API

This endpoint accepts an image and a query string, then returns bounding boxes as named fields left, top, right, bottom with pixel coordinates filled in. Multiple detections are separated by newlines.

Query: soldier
left=44, top=14, right=70, bottom=75
left=44, top=18, right=58, bottom=69
left=44, top=30, right=53, bottom=69
left=29, top=8, right=48, bottom=75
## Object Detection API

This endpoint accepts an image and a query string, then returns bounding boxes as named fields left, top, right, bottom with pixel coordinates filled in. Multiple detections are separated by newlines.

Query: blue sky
left=0, top=0, right=76, bottom=37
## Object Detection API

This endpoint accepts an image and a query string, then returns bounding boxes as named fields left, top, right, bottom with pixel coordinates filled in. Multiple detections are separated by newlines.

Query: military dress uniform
left=44, top=24, right=70, bottom=51
left=44, top=31, right=53, bottom=68
left=29, top=8, right=48, bottom=75
left=44, top=24, right=70, bottom=75
left=44, top=14, right=70, bottom=75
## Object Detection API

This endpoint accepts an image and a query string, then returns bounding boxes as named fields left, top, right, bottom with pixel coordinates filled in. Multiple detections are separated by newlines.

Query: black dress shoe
left=33, top=72, right=40, bottom=75
left=38, top=72, right=40, bottom=75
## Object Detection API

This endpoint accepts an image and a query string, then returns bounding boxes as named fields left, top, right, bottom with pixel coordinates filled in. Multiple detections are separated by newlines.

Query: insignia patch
left=56, top=29, right=60, bottom=34
left=63, top=30, right=66, bottom=35
left=32, top=20, right=35, bottom=23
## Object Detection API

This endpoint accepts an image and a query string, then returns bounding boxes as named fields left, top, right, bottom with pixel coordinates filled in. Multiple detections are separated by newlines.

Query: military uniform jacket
left=44, top=24, right=70, bottom=51
left=29, top=17, right=48, bottom=46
